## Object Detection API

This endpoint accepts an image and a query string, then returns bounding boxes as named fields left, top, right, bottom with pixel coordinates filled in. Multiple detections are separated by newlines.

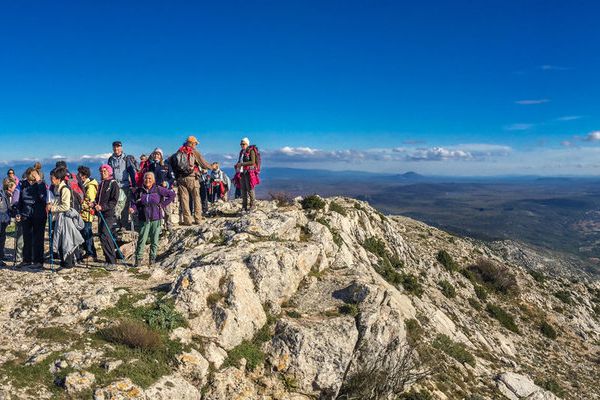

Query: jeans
left=21, top=217, right=45, bottom=264
left=81, top=221, right=97, bottom=257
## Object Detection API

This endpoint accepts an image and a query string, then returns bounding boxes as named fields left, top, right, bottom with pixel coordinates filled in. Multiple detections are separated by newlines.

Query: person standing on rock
left=77, top=166, right=99, bottom=261
left=0, top=180, right=17, bottom=267
left=49, top=167, right=84, bottom=269
left=107, top=141, right=137, bottom=231
left=94, top=165, right=120, bottom=269
left=15, top=167, right=47, bottom=268
left=170, top=136, right=213, bottom=225
left=148, top=148, right=175, bottom=231
left=235, top=137, right=261, bottom=212
left=130, top=172, right=175, bottom=267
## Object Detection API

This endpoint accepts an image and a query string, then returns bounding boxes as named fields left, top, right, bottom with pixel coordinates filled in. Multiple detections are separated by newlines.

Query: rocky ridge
left=0, top=196, right=598, bottom=399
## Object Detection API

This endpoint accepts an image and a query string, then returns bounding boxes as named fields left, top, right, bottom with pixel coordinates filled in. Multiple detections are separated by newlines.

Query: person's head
left=7, top=169, right=15, bottom=179
left=33, top=162, right=42, bottom=172
left=55, top=160, right=67, bottom=169
left=143, top=172, right=155, bottom=189
left=3, top=179, right=16, bottom=194
left=77, top=166, right=91, bottom=181
left=99, top=164, right=113, bottom=181
left=25, top=167, right=39, bottom=183
left=50, top=167, right=67, bottom=186
left=240, top=137, right=250, bottom=150
left=140, top=154, right=148, bottom=163
left=152, top=148, right=163, bottom=163
left=186, top=135, right=199, bottom=149
left=212, top=162, right=220, bottom=170
left=112, top=141, right=123, bottom=156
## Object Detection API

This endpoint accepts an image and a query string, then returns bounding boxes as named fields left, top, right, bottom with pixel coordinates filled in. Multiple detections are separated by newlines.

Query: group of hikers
left=0, top=136, right=261, bottom=271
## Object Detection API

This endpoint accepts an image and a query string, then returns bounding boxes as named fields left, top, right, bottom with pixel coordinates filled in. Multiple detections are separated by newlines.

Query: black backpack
left=169, top=151, right=193, bottom=177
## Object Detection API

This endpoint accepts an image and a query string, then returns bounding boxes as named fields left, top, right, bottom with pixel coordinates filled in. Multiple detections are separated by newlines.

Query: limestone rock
left=93, top=379, right=144, bottom=400
left=144, top=374, right=201, bottom=400
left=64, top=370, right=95, bottom=394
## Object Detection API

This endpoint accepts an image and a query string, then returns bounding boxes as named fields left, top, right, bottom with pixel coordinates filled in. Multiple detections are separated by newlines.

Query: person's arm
left=240, top=149, right=256, bottom=167
left=194, top=150, right=213, bottom=170
left=158, top=187, right=176, bottom=208
left=107, top=181, right=119, bottom=210
left=166, top=164, right=175, bottom=187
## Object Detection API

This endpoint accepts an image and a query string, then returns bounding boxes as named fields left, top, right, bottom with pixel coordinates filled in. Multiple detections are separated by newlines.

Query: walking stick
left=13, top=222, right=18, bottom=267
left=97, top=211, right=126, bottom=262
left=48, top=212, right=55, bottom=272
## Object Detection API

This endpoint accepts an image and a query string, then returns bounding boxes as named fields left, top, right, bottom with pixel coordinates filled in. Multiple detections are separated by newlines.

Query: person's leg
left=99, top=214, right=117, bottom=265
left=21, top=219, right=33, bottom=263
left=241, top=173, right=250, bottom=210
left=191, top=178, right=202, bottom=223
left=120, top=188, right=131, bottom=230
left=149, top=220, right=161, bottom=262
left=33, top=218, right=46, bottom=265
left=135, top=221, right=151, bottom=262
left=15, top=222, right=23, bottom=263
left=178, top=179, right=192, bottom=225
left=249, top=187, right=256, bottom=210
left=200, top=182, right=209, bottom=213
left=0, top=222, right=7, bottom=262
left=83, top=222, right=97, bottom=257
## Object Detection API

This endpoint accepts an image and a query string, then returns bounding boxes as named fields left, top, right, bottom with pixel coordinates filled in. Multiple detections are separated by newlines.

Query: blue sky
left=1, top=0, right=599, bottom=175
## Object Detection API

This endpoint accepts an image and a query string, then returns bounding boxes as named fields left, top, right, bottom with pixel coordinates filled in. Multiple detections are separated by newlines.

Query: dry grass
left=100, top=320, right=162, bottom=350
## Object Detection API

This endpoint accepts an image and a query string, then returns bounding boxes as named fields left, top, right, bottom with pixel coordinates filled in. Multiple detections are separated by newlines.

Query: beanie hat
left=186, top=136, right=199, bottom=145
left=241, top=137, right=250, bottom=145
left=153, top=147, right=164, bottom=157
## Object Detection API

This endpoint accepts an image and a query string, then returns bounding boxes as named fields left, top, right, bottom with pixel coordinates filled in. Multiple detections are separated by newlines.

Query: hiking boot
left=149, top=257, right=156, bottom=268
left=103, top=263, right=117, bottom=271
left=134, top=258, right=141, bottom=268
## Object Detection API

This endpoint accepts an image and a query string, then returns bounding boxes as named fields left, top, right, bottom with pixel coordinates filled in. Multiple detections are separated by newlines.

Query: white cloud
left=556, top=115, right=582, bottom=121
left=505, top=123, right=534, bottom=131
left=515, top=99, right=550, bottom=105
left=560, top=141, right=573, bottom=147
left=539, top=65, right=570, bottom=71
left=584, top=131, right=600, bottom=141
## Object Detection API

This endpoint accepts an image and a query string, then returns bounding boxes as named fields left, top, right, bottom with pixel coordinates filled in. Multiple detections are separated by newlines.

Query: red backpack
left=246, top=145, right=261, bottom=173
left=65, top=173, right=84, bottom=208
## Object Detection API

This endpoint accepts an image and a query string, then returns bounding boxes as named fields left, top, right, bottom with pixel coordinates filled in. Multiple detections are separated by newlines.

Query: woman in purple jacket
left=129, top=172, right=175, bottom=267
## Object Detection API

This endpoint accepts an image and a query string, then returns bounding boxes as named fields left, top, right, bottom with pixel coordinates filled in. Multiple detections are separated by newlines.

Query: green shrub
left=399, top=390, right=433, bottom=400
left=141, top=300, right=187, bottom=332
left=486, top=303, right=520, bottom=333
left=467, top=259, right=519, bottom=295
left=401, top=273, right=424, bottom=297
left=438, top=280, right=456, bottom=298
left=540, top=320, right=558, bottom=339
left=554, top=290, right=573, bottom=305
left=436, top=250, right=458, bottom=272
left=432, top=334, right=476, bottom=367
left=468, top=297, right=482, bottom=311
left=535, top=378, right=565, bottom=397
left=460, top=268, right=476, bottom=282
left=301, top=195, right=325, bottom=211
left=339, top=303, right=359, bottom=317
left=474, top=285, right=488, bottom=302
left=528, top=269, right=546, bottom=283
left=99, top=320, right=162, bottom=350
left=363, top=237, right=388, bottom=258
left=286, top=310, right=302, bottom=318
left=329, top=201, right=347, bottom=216
left=405, top=318, right=423, bottom=346
left=316, top=218, right=344, bottom=246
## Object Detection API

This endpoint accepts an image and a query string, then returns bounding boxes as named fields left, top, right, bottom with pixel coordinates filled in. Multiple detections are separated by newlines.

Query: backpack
left=0, top=190, right=10, bottom=223
left=240, top=145, right=261, bottom=173
left=65, top=173, right=85, bottom=207
left=60, top=185, right=82, bottom=212
left=169, top=151, right=193, bottom=177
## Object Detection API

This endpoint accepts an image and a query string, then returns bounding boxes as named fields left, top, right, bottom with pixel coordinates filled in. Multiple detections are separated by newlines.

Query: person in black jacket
left=94, top=164, right=120, bottom=269
left=15, top=167, right=47, bottom=268
left=0, top=180, right=17, bottom=267
left=148, top=148, right=175, bottom=231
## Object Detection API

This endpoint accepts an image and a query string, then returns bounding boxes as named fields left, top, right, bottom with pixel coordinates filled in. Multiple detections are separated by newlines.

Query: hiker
left=130, top=172, right=175, bottom=267
left=49, top=167, right=84, bottom=269
left=210, top=162, right=226, bottom=203
left=140, top=154, right=148, bottom=164
left=9, top=179, right=24, bottom=264
left=148, top=148, right=175, bottom=230
left=107, top=141, right=137, bottom=231
left=77, top=166, right=99, bottom=261
left=15, top=167, right=47, bottom=268
left=6, top=169, right=18, bottom=186
left=94, top=164, right=120, bottom=270
left=199, top=169, right=211, bottom=214
left=0, top=180, right=16, bottom=267
left=170, top=136, right=214, bottom=225
left=235, top=137, right=261, bottom=212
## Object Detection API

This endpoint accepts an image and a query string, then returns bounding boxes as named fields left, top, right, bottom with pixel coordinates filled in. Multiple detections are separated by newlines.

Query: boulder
left=144, top=374, right=201, bottom=400
left=93, top=378, right=144, bottom=400
left=64, top=371, right=95, bottom=394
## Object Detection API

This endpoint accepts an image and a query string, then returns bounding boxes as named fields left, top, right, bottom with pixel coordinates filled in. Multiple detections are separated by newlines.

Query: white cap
left=241, top=137, right=250, bottom=145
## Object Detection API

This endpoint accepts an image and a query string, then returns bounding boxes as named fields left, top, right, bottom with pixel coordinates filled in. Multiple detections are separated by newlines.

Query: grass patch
left=437, top=250, right=459, bottom=272
left=363, top=236, right=387, bottom=258
left=286, top=310, right=302, bottom=319
left=301, top=194, right=325, bottom=211
left=99, top=320, right=162, bottom=350
left=405, top=318, right=424, bottom=347
left=468, top=297, right=482, bottom=311
left=474, top=285, right=488, bottom=302
left=329, top=201, right=347, bottom=216
left=35, top=326, right=77, bottom=342
left=438, top=280, right=456, bottom=298
left=316, top=217, right=343, bottom=246
left=486, top=303, right=520, bottom=334
left=433, top=334, right=476, bottom=367
left=535, top=378, right=565, bottom=397
left=222, top=313, right=276, bottom=371
left=528, top=270, right=546, bottom=283
left=540, top=320, right=558, bottom=339
left=399, top=389, right=433, bottom=400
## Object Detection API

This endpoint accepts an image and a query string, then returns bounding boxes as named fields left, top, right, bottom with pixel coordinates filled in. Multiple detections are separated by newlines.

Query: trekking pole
left=97, top=211, right=126, bottom=262
left=13, top=222, right=18, bottom=267
left=48, top=212, right=55, bottom=273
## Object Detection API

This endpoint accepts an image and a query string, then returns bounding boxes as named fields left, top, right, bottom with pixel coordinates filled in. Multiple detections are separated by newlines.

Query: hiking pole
left=48, top=212, right=55, bottom=273
left=97, top=211, right=126, bottom=263
left=13, top=222, right=18, bottom=267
